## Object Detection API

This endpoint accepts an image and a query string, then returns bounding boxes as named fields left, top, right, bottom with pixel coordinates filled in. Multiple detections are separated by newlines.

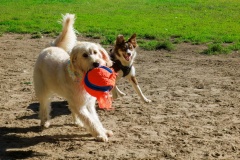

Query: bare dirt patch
left=0, top=34, right=239, bottom=159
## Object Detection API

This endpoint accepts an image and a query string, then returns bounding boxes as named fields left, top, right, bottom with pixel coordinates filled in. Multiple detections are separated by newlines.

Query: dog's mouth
left=123, top=54, right=131, bottom=61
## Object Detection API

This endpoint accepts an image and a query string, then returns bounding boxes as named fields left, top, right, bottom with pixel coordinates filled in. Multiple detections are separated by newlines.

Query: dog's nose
left=93, top=62, right=100, bottom=68
left=127, top=52, right=131, bottom=56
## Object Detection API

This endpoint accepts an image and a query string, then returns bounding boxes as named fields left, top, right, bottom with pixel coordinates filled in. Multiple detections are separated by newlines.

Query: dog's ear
left=70, top=48, right=82, bottom=75
left=116, top=35, right=125, bottom=45
left=98, top=45, right=113, bottom=67
left=70, top=50, right=77, bottom=71
left=128, top=33, right=137, bottom=48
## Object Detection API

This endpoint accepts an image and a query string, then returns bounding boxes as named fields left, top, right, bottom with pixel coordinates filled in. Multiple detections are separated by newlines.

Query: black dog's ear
left=116, top=35, right=125, bottom=45
left=128, top=33, right=137, bottom=48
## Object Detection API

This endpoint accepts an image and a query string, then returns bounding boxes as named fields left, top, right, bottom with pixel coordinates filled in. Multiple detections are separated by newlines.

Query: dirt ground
left=0, top=34, right=239, bottom=160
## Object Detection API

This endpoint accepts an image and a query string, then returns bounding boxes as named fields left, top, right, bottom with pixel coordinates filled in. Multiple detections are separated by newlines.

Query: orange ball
left=83, top=66, right=117, bottom=109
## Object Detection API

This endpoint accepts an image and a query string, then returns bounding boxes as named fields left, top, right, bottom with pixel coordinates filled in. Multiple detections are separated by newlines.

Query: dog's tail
left=51, top=13, right=77, bottom=53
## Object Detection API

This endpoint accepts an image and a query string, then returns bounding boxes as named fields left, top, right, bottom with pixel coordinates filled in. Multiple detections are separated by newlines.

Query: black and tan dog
left=110, top=34, right=151, bottom=103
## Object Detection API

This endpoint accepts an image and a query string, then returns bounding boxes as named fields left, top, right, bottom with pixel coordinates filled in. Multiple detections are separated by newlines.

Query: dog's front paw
left=105, top=130, right=114, bottom=137
left=41, top=121, right=51, bottom=129
left=143, top=98, right=152, bottom=103
left=74, top=119, right=84, bottom=127
left=96, top=134, right=109, bottom=142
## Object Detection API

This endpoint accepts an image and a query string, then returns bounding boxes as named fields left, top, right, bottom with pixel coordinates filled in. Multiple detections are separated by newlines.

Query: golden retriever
left=34, top=14, right=113, bottom=142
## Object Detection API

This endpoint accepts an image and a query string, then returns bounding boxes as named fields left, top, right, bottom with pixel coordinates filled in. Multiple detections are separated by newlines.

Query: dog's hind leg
left=38, top=95, right=51, bottom=128
left=34, top=70, right=52, bottom=128
left=129, top=76, right=152, bottom=103
left=35, top=86, right=52, bottom=128
left=112, top=86, right=126, bottom=100
left=115, top=86, right=126, bottom=97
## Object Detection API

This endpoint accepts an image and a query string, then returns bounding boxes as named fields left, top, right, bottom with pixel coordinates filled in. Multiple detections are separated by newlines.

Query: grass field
left=0, top=0, right=239, bottom=52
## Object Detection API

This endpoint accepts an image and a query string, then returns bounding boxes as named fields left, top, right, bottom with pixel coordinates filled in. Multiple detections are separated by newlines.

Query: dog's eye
left=83, top=53, right=88, bottom=58
left=93, top=51, right=97, bottom=54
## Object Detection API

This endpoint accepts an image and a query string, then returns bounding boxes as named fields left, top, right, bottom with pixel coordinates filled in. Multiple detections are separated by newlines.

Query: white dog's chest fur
left=35, top=47, right=94, bottom=104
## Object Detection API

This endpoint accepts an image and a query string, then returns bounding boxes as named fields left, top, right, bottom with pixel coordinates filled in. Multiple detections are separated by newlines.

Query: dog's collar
left=67, top=60, right=82, bottom=82
left=111, top=60, right=132, bottom=77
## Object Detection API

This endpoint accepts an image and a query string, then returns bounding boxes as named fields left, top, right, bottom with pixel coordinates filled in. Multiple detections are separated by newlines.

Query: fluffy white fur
left=34, top=13, right=113, bottom=142
left=50, top=13, right=77, bottom=53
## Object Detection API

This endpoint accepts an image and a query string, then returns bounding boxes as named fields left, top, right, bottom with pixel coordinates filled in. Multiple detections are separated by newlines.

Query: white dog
left=33, top=14, right=113, bottom=142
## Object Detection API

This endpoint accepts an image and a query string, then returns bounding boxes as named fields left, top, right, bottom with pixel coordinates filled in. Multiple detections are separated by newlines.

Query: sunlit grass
left=0, top=0, right=239, bottom=52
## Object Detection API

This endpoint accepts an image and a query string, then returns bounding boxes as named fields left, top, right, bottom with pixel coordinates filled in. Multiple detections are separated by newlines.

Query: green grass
left=202, top=43, right=230, bottom=55
left=228, top=42, right=240, bottom=51
left=139, top=40, right=175, bottom=51
left=202, top=42, right=240, bottom=55
left=0, top=0, right=240, bottom=52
